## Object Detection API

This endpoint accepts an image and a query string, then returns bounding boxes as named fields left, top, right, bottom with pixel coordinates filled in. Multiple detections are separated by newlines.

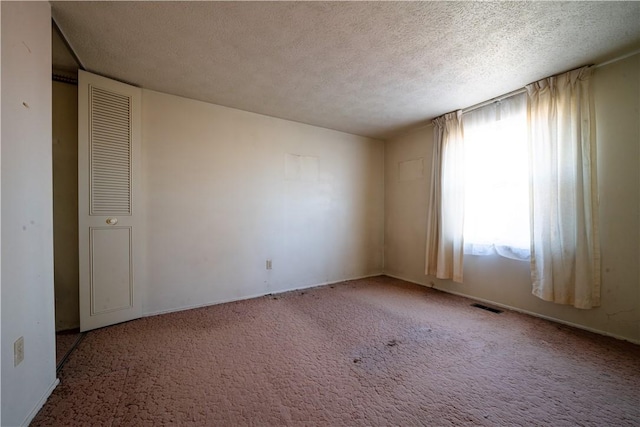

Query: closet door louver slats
left=90, top=86, right=132, bottom=215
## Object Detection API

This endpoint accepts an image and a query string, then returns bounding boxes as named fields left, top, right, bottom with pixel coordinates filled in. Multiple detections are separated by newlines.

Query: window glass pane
left=462, top=93, right=530, bottom=259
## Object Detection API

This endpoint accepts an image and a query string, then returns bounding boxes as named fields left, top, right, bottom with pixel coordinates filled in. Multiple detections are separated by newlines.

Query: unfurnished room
left=1, top=1, right=640, bottom=426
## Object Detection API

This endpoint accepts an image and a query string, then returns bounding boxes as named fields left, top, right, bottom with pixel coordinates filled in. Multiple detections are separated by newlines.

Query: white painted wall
left=1, top=2, right=58, bottom=425
left=52, top=81, right=79, bottom=331
left=141, top=90, right=384, bottom=315
left=384, top=54, right=640, bottom=343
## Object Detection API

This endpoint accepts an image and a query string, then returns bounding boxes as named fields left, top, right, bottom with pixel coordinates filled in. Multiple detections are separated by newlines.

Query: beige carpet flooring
left=33, top=276, right=639, bottom=426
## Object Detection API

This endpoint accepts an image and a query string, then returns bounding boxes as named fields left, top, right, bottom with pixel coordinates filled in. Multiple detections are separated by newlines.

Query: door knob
left=106, top=217, right=118, bottom=225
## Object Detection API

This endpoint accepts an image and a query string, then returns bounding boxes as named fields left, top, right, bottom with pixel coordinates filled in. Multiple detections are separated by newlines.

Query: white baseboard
left=143, top=272, right=384, bottom=318
left=435, top=287, right=640, bottom=345
left=383, top=273, right=640, bottom=345
left=436, top=287, right=640, bottom=345
left=22, top=378, right=59, bottom=426
left=143, top=271, right=638, bottom=345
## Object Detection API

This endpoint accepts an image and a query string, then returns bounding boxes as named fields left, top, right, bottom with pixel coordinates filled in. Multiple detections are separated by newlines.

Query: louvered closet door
left=78, top=70, right=142, bottom=331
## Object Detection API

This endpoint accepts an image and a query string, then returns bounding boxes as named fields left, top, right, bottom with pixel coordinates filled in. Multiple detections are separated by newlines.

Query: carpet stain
left=33, top=276, right=640, bottom=426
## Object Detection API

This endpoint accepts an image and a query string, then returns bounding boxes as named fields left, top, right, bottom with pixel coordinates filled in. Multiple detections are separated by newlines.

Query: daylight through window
left=462, top=92, right=530, bottom=260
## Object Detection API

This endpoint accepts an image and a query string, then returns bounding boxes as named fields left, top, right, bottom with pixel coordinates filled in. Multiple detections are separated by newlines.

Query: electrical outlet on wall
left=14, top=336, right=24, bottom=366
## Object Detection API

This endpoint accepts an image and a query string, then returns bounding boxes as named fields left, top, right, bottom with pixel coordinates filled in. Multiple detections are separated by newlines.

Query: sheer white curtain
left=462, top=93, right=530, bottom=260
left=527, top=66, right=601, bottom=309
left=425, top=111, right=465, bottom=283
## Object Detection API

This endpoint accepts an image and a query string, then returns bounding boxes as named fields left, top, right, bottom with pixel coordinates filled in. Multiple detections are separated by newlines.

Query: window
left=427, top=67, right=599, bottom=304
left=462, top=93, right=530, bottom=260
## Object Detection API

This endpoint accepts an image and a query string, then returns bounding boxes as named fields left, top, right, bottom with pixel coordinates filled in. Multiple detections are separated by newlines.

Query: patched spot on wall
left=285, top=153, right=319, bottom=182
left=398, top=158, right=423, bottom=182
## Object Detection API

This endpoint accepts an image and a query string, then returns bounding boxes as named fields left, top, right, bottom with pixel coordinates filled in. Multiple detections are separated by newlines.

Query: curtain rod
left=400, top=86, right=527, bottom=133
left=595, top=48, right=640, bottom=69
left=461, top=48, right=640, bottom=116
left=461, top=87, right=527, bottom=115
left=396, top=48, right=640, bottom=137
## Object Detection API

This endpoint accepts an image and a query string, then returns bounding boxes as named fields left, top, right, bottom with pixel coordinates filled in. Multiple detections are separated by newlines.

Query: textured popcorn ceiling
left=51, top=1, right=640, bottom=139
